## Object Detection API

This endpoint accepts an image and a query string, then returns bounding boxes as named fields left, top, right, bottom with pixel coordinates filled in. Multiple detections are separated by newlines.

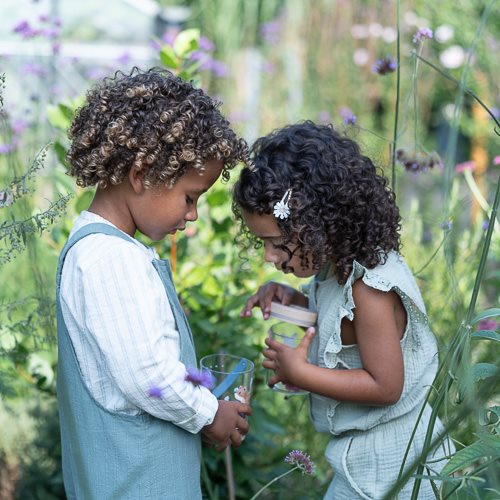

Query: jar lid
left=269, top=302, right=317, bottom=328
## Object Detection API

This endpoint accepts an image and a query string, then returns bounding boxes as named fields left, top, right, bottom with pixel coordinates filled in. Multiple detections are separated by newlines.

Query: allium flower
left=147, top=385, right=163, bottom=398
left=284, top=450, right=315, bottom=475
left=372, top=55, right=397, bottom=75
left=477, top=319, right=497, bottom=331
left=413, top=27, right=433, bottom=44
left=185, top=367, right=216, bottom=389
left=339, top=106, right=357, bottom=125
left=250, top=449, right=316, bottom=499
left=455, top=160, right=476, bottom=173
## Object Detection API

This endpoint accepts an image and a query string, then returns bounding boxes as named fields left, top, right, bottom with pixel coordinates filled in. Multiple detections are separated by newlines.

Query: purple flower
left=20, top=62, right=47, bottom=77
left=396, top=149, right=442, bottom=173
left=413, top=27, right=433, bottom=44
left=147, top=385, right=163, bottom=398
left=440, top=220, right=453, bottom=231
left=482, top=221, right=489, bottom=231
left=185, top=367, right=216, bottom=389
left=284, top=450, right=315, bottom=475
left=339, top=106, right=357, bottom=125
left=372, top=55, right=397, bottom=75
left=198, top=36, right=215, bottom=52
left=455, top=160, right=476, bottom=173
left=477, top=319, right=497, bottom=331
left=260, top=18, right=283, bottom=45
left=318, top=110, right=331, bottom=124
left=493, top=156, right=500, bottom=166
left=117, top=51, right=132, bottom=66
left=0, top=144, right=13, bottom=155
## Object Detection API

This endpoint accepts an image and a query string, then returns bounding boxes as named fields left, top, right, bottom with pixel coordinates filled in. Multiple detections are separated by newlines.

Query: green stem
left=250, top=466, right=299, bottom=500
left=391, top=0, right=401, bottom=191
left=413, top=231, right=448, bottom=277
left=414, top=54, right=500, bottom=131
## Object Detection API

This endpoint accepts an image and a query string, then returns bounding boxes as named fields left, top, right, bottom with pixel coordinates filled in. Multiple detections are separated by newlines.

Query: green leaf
left=471, top=363, right=500, bottom=382
left=173, top=28, right=199, bottom=57
left=471, top=330, right=499, bottom=342
left=47, top=105, right=71, bottom=130
left=53, top=141, right=68, bottom=168
left=75, top=190, right=94, bottom=214
left=160, top=45, right=179, bottom=69
left=471, top=308, right=500, bottom=325
left=441, top=435, right=500, bottom=475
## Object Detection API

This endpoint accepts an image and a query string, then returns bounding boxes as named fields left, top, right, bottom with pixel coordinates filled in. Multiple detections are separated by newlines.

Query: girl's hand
left=240, top=281, right=304, bottom=320
left=263, top=327, right=315, bottom=388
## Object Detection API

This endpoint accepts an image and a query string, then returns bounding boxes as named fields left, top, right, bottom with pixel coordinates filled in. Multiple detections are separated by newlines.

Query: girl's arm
left=264, top=279, right=405, bottom=405
left=241, top=281, right=308, bottom=320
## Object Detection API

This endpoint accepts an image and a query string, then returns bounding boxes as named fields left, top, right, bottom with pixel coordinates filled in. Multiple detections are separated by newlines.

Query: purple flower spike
left=185, top=367, right=216, bottom=390
left=339, top=106, right=357, bottom=126
left=413, top=27, right=433, bottom=44
left=372, top=55, right=397, bottom=75
left=148, top=385, right=163, bottom=398
left=285, top=450, right=315, bottom=475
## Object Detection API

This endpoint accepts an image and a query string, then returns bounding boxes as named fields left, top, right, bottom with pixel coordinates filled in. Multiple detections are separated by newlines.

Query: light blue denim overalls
left=56, top=223, right=202, bottom=499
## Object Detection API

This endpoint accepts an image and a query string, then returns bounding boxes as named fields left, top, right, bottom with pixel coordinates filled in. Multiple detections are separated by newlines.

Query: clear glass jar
left=267, top=302, right=317, bottom=395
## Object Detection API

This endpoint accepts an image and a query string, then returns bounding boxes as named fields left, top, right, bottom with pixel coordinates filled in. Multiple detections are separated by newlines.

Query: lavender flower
left=372, top=55, right=397, bottom=75
left=284, top=450, right=315, bottom=475
left=339, top=106, right=357, bottom=125
left=413, top=27, right=433, bottom=44
left=477, top=319, right=497, bottom=331
left=185, top=367, right=216, bottom=389
left=147, top=385, right=163, bottom=398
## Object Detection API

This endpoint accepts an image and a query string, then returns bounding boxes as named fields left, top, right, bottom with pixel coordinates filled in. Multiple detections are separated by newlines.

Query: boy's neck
left=88, top=185, right=136, bottom=237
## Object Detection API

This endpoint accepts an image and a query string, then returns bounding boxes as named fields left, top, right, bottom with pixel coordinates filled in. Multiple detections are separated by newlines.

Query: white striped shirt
left=60, top=211, right=218, bottom=434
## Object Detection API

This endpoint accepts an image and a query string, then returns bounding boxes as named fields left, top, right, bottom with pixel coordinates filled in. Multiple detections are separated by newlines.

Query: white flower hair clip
left=273, top=188, right=292, bottom=220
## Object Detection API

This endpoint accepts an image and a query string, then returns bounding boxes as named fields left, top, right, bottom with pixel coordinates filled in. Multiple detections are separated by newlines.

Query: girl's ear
left=128, top=165, right=146, bottom=195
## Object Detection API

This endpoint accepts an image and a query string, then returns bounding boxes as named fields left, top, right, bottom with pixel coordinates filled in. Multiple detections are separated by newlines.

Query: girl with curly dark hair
left=57, top=67, right=251, bottom=499
left=233, top=121, right=453, bottom=499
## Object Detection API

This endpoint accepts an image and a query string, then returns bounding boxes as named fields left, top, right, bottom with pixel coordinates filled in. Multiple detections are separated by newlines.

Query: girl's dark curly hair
left=67, top=67, right=249, bottom=188
left=232, top=121, right=401, bottom=284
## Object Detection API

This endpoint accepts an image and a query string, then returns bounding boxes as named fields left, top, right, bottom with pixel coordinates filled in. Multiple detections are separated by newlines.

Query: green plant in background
left=1, top=1, right=499, bottom=498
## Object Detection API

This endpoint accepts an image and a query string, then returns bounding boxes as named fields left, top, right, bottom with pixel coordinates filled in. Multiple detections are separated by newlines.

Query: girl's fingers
left=262, top=359, right=276, bottom=370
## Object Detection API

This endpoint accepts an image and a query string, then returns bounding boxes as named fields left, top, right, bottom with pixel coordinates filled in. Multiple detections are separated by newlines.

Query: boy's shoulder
left=65, top=212, right=155, bottom=273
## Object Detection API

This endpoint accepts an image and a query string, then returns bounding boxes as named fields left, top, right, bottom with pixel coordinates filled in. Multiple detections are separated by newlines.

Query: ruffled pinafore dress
left=307, top=252, right=454, bottom=499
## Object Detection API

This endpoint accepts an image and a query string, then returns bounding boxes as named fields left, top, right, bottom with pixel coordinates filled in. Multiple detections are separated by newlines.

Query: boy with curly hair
left=56, top=67, right=251, bottom=499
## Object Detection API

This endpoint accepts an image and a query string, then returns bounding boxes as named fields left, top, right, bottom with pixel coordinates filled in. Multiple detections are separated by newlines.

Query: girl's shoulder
left=347, top=251, right=427, bottom=318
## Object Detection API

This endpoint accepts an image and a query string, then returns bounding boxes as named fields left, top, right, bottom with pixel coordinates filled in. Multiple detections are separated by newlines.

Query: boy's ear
left=128, top=165, right=146, bottom=194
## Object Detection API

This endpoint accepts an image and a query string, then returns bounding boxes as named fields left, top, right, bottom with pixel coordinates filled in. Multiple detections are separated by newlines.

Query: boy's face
left=132, top=159, right=223, bottom=241
left=242, top=211, right=316, bottom=278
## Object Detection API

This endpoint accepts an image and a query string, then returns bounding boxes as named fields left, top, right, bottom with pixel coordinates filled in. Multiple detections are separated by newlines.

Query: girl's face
left=242, top=210, right=316, bottom=278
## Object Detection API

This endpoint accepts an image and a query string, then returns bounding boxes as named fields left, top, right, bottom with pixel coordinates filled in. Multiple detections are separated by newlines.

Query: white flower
left=273, top=200, right=290, bottom=219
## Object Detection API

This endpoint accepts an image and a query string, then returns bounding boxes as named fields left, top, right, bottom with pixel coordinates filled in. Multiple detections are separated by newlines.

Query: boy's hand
left=202, top=400, right=251, bottom=452
left=263, top=327, right=315, bottom=388
left=240, top=281, right=300, bottom=320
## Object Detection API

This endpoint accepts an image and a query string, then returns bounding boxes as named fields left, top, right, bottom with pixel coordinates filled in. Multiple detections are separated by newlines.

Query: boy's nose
left=185, top=206, right=198, bottom=222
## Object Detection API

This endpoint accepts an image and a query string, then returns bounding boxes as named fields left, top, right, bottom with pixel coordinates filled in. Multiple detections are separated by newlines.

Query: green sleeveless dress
left=307, top=251, right=453, bottom=499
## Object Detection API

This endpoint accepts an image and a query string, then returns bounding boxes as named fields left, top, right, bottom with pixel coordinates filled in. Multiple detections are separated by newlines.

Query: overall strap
left=56, top=222, right=134, bottom=293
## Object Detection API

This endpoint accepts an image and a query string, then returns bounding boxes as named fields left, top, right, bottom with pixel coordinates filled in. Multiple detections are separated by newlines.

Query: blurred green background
left=0, top=0, right=498, bottom=498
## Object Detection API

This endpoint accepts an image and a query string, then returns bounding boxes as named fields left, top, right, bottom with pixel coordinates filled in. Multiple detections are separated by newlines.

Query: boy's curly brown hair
left=67, top=67, right=249, bottom=188
left=232, top=121, right=401, bottom=284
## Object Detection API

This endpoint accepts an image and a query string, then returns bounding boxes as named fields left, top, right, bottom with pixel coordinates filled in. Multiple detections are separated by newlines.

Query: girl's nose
left=263, top=244, right=279, bottom=264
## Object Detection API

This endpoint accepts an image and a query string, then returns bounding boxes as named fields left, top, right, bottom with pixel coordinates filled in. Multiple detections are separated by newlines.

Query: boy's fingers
left=265, top=337, right=282, bottom=350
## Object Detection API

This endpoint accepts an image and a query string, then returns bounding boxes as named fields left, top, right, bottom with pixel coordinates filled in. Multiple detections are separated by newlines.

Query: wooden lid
left=269, top=302, right=317, bottom=327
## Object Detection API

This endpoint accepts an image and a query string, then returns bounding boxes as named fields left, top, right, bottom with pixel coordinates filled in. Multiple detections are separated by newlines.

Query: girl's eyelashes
left=185, top=195, right=194, bottom=204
